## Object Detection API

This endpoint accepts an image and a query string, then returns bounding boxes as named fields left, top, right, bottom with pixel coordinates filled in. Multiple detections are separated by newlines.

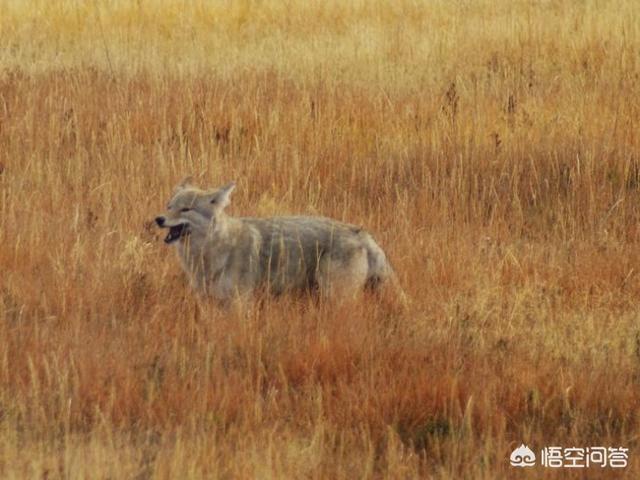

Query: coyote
left=155, top=179, right=400, bottom=304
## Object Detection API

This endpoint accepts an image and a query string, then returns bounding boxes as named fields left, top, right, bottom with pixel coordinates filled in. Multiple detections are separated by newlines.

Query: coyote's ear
left=209, top=182, right=236, bottom=208
left=175, top=176, right=194, bottom=191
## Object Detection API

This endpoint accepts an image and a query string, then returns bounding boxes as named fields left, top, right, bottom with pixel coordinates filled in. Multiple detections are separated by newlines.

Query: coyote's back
left=155, top=179, right=400, bottom=304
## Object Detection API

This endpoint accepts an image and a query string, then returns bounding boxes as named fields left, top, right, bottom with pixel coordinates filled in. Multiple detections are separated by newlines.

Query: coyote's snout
left=155, top=178, right=400, bottom=304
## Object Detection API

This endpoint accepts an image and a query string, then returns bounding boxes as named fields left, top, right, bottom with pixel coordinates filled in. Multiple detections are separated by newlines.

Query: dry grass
left=1, top=0, right=640, bottom=478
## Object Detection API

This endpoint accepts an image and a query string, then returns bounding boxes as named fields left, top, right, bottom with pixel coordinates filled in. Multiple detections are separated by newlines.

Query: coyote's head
left=155, top=177, right=236, bottom=244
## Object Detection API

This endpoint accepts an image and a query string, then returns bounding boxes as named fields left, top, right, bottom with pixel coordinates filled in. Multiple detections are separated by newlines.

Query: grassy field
left=1, top=0, right=640, bottom=478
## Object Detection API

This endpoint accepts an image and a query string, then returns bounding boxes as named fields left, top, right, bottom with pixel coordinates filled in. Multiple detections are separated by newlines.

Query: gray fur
left=155, top=180, right=396, bottom=303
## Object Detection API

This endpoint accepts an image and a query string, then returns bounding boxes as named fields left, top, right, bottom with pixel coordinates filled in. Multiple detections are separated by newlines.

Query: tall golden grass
left=1, top=0, right=640, bottom=478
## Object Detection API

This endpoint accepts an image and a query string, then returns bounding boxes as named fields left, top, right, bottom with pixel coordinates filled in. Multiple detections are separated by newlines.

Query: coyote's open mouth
left=164, top=223, right=188, bottom=244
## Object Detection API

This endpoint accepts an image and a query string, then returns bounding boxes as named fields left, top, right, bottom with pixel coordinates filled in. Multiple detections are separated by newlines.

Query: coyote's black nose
left=155, top=216, right=165, bottom=227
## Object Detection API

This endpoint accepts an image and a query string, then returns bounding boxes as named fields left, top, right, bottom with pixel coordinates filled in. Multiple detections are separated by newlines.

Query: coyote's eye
left=180, top=207, right=191, bottom=212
